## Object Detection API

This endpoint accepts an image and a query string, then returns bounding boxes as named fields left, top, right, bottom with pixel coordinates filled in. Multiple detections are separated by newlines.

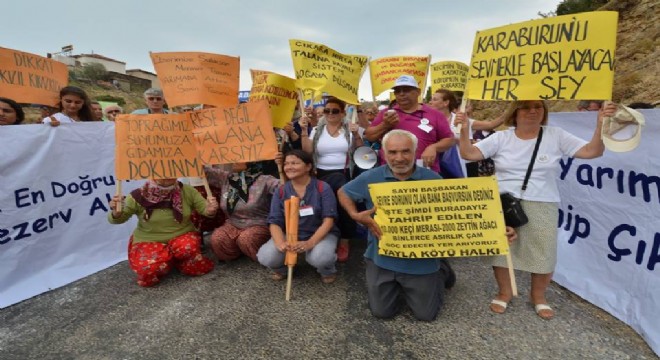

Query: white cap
left=392, top=75, right=419, bottom=89
left=601, top=104, right=645, bottom=152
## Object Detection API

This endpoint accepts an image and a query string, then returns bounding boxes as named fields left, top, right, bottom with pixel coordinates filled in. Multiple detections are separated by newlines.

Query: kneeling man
left=338, top=129, right=455, bottom=321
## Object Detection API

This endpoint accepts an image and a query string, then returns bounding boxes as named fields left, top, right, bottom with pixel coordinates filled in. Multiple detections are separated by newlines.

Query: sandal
left=271, top=272, right=285, bottom=281
left=489, top=299, right=509, bottom=314
left=534, top=304, right=554, bottom=320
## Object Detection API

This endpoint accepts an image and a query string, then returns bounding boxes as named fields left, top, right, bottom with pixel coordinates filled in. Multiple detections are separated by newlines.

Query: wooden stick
left=115, top=180, right=122, bottom=212
left=277, top=132, right=287, bottom=184
left=506, top=252, right=519, bottom=297
left=202, top=177, right=212, bottom=199
left=285, top=266, right=294, bottom=301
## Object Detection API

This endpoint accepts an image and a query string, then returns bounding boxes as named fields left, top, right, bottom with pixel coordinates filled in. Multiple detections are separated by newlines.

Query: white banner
left=551, top=110, right=660, bottom=356
left=0, top=123, right=141, bottom=308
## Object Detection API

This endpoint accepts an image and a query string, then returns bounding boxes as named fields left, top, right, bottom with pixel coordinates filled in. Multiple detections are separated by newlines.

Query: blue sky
left=4, top=0, right=560, bottom=100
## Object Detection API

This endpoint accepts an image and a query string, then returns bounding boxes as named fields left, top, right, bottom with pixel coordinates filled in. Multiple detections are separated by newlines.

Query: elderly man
left=337, top=130, right=455, bottom=321
left=364, top=75, right=454, bottom=173
left=104, top=105, right=123, bottom=121
left=131, top=88, right=169, bottom=114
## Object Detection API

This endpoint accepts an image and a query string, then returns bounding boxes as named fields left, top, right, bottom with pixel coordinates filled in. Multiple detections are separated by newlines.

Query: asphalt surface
left=0, top=236, right=656, bottom=360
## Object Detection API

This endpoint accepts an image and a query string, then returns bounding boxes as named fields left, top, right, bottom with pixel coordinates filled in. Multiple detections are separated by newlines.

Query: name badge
left=418, top=123, right=433, bottom=133
left=299, top=206, right=314, bottom=217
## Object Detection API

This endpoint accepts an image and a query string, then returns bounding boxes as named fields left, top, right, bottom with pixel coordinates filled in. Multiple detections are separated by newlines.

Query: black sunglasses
left=323, top=108, right=342, bottom=115
left=147, top=97, right=163, bottom=101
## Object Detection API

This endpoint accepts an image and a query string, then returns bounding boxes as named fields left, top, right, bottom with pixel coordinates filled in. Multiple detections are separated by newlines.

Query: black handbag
left=500, top=128, right=543, bottom=228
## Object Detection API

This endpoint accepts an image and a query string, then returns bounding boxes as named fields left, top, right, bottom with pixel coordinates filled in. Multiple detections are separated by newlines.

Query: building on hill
left=126, top=69, right=160, bottom=89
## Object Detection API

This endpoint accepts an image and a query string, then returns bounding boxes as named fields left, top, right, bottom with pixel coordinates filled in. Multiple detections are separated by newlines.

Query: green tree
left=556, top=0, right=608, bottom=15
left=81, top=63, right=108, bottom=81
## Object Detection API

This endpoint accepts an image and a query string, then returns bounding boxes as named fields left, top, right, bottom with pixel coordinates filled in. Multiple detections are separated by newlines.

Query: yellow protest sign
left=248, top=72, right=298, bottom=128
left=250, top=69, right=272, bottom=82
left=150, top=51, right=240, bottom=107
left=430, top=61, right=469, bottom=93
left=466, top=11, right=618, bottom=101
left=369, top=55, right=430, bottom=97
left=369, top=177, right=508, bottom=259
left=289, top=39, right=368, bottom=105
left=114, top=114, right=203, bottom=180
left=0, top=47, right=68, bottom=106
left=191, top=100, right=279, bottom=165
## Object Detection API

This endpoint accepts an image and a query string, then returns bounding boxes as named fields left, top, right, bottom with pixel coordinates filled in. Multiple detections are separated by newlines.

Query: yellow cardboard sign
left=466, top=11, right=618, bottom=101
left=150, top=51, right=240, bottom=107
left=430, top=61, right=469, bottom=93
left=369, top=177, right=508, bottom=258
left=190, top=100, right=279, bottom=165
left=369, top=55, right=430, bottom=97
left=114, top=114, right=203, bottom=180
left=250, top=69, right=272, bottom=82
left=248, top=72, right=298, bottom=129
left=289, top=39, right=368, bottom=105
left=0, top=47, right=68, bottom=106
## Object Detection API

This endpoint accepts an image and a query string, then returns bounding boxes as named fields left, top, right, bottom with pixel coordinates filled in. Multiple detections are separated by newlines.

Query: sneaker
left=336, top=241, right=350, bottom=263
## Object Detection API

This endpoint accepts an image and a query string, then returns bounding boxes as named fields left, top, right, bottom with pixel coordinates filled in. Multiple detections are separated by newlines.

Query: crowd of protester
left=2, top=74, right=634, bottom=322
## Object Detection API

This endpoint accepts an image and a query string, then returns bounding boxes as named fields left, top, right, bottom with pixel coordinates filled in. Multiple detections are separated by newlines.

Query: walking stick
left=284, top=196, right=300, bottom=301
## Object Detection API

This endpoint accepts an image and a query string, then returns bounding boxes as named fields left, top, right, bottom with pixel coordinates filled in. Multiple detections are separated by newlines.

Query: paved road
left=0, top=239, right=656, bottom=360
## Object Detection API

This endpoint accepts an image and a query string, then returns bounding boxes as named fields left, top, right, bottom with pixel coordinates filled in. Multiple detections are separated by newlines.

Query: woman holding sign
left=42, top=86, right=94, bottom=125
left=300, top=97, right=362, bottom=262
left=257, top=150, right=340, bottom=284
left=205, top=162, right=280, bottom=262
left=108, top=179, right=218, bottom=287
left=455, top=100, right=616, bottom=320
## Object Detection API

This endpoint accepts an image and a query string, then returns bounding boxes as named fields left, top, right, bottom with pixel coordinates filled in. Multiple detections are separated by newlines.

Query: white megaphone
left=353, top=146, right=378, bottom=169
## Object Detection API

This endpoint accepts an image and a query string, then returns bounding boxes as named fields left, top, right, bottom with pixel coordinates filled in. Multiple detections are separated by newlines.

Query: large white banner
left=551, top=110, right=660, bottom=356
left=0, top=123, right=141, bottom=308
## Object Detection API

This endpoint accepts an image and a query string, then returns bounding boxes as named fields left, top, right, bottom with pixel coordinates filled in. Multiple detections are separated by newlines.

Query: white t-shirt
left=310, top=126, right=353, bottom=170
left=448, top=113, right=474, bottom=140
left=475, top=126, right=587, bottom=202
left=42, top=112, right=78, bottom=124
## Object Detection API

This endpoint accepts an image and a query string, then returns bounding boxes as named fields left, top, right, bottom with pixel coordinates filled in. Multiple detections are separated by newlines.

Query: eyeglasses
left=323, top=108, right=342, bottom=115
left=357, top=110, right=363, bottom=113
left=365, top=111, right=377, bottom=115
left=393, top=87, right=416, bottom=94
left=106, top=110, right=121, bottom=114
left=147, top=97, right=163, bottom=101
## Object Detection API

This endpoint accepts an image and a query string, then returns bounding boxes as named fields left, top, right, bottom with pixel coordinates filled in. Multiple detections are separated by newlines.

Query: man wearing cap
left=364, top=75, right=455, bottom=173
left=131, top=88, right=170, bottom=114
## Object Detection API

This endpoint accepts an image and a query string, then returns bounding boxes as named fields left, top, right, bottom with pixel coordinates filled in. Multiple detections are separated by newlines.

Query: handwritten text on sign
left=289, top=39, right=368, bottom=105
left=466, top=11, right=618, bottom=101
left=114, top=114, right=203, bottom=180
left=150, top=51, right=239, bottom=107
left=0, top=47, right=68, bottom=106
left=249, top=72, right=298, bottom=129
left=430, top=61, right=468, bottom=93
left=369, top=56, right=430, bottom=97
left=191, top=100, right=278, bottom=165
left=369, top=177, right=508, bottom=258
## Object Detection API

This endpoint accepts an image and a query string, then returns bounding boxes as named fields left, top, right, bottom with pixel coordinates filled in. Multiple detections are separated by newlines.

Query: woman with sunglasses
left=455, top=100, right=617, bottom=320
left=42, top=86, right=94, bottom=126
left=300, top=97, right=363, bottom=263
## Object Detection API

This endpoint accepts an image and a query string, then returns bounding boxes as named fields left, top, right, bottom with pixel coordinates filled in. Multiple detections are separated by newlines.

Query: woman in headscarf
left=205, top=162, right=280, bottom=262
left=108, top=178, right=218, bottom=287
